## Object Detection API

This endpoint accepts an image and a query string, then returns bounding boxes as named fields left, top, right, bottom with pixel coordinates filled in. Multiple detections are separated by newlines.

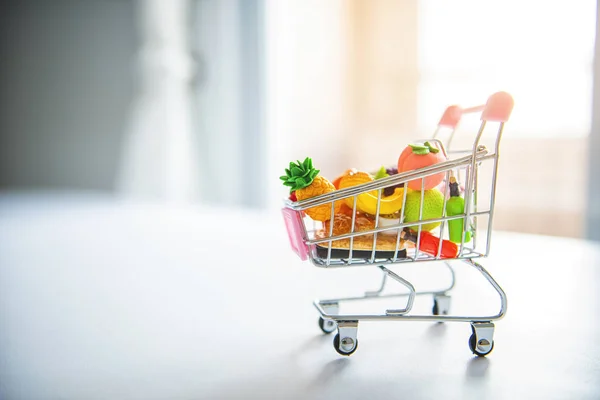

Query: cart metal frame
left=281, top=92, right=514, bottom=356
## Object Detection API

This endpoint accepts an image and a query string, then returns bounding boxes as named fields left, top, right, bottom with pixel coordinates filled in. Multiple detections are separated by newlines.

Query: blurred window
left=417, top=0, right=596, bottom=138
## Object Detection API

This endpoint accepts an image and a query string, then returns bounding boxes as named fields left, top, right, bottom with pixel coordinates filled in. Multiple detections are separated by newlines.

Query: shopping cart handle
left=438, top=92, right=514, bottom=128
left=482, top=91, right=514, bottom=122
left=438, top=105, right=462, bottom=129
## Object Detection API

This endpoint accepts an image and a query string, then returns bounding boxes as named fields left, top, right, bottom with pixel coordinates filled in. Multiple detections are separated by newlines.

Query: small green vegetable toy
left=373, top=166, right=389, bottom=180
left=446, top=176, right=472, bottom=244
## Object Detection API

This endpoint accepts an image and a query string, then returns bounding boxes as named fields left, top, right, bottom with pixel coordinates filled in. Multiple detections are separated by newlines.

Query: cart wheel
left=468, top=333, right=494, bottom=357
left=318, top=317, right=337, bottom=334
left=333, top=333, right=358, bottom=356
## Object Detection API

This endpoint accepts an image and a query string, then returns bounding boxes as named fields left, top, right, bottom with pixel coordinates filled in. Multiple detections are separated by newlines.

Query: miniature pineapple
left=281, top=157, right=341, bottom=221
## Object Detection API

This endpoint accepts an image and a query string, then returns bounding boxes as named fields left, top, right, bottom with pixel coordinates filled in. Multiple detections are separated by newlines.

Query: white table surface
left=1, top=192, right=599, bottom=400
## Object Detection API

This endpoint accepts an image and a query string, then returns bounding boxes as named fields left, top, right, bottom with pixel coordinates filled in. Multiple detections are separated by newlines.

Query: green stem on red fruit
left=409, top=144, right=430, bottom=155
left=424, top=141, right=440, bottom=154
left=409, top=141, right=439, bottom=155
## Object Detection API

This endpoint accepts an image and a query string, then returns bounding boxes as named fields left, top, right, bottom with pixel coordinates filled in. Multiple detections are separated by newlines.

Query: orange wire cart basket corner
left=282, top=92, right=514, bottom=356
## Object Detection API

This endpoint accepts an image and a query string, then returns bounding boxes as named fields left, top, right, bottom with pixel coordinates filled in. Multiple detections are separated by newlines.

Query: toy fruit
left=403, top=188, right=444, bottom=231
left=379, top=167, right=407, bottom=197
left=338, top=171, right=405, bottom=216
left=338, top=170, right=375, bottom=209
left=332, top=168, right=357, bottom=189
left=363, top=188, right=405, bottom=216
left=338, top=203, right=356, bottom=217
left=280, top=157, right=341, bottom=221
left=373, top=166, right=389, bottom=180
left=398, top=142, right=446, bottom=190
left=446, top=176, right=472, bottom=243
left=338, top=170, right=373, bottom=190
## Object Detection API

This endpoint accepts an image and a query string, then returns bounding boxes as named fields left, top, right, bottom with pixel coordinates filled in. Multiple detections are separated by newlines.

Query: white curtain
left=117, top=0, right=199, bottom=203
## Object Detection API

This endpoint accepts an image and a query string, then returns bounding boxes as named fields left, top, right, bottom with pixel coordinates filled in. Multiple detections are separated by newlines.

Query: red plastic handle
left=481, top=91, right=514, bottom=122
left=438, top=105, right=463, bottom=129
left=415, top=231, right=458, bottom=259
left=438, top=91, right=514, bottom=127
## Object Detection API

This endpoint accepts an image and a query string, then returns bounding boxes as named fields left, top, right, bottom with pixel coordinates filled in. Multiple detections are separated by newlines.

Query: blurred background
left=1, top=0, right=599, bottom=240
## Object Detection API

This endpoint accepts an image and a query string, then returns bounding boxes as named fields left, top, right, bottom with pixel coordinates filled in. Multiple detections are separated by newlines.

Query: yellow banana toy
left=357, top=187, right=405, bottom=215
left=338, top=171, right=405, bottom=215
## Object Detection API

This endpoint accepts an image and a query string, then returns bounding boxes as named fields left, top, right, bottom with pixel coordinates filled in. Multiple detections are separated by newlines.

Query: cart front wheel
left=333, top=333, right=358, bottom=356
left=468, top=333, right=494, bottom=357
left=318, top=317, right=337, bottom=334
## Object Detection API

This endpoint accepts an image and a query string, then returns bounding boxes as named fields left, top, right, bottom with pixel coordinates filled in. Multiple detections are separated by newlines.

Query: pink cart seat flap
left=281, top=208, right=309, bottom=261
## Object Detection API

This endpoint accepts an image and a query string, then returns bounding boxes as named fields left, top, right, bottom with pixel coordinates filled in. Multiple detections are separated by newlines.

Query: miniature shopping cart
left=281, top=91, right=514, bottom=357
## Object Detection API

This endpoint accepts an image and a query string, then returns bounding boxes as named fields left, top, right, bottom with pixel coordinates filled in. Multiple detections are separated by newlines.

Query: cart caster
left=333, top=333, right=358, bottom=356
left=468, top=322, right=495, bottom=357
left=333, top=321, right=359, bottom=356
left=318, top=317, right=337, bottom=334
left=318, top=302, right=339, bottom=334
left=432, top=294, right=451, bottom=316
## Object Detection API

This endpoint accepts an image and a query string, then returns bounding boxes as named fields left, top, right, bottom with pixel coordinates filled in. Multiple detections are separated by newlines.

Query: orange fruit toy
left=398, top=142, right=446, bottom=190
left=332, top=168, right=357, bottom=189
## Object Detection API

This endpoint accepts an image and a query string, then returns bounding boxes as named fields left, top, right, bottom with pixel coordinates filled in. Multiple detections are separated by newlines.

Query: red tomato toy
left=398, top=142, right=446, bottom=190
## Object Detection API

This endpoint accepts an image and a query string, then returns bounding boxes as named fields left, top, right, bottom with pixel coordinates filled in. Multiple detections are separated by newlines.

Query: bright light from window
left=418, top=0, right=596, bottom=137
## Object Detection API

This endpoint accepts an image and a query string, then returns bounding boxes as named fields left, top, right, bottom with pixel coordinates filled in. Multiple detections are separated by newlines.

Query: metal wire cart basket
left=281, top=92, right=514, bottom=356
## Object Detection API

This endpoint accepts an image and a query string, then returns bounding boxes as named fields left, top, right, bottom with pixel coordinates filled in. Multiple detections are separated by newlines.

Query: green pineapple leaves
left=280, top=157, right=320, bottom=192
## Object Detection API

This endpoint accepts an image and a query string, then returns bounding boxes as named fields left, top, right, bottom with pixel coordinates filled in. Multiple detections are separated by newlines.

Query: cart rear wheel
left=318, top=317, right=337, bottom=334
left=333, top=333, right=358, bottom=356
left=468, top=333, right=494, bottom=357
